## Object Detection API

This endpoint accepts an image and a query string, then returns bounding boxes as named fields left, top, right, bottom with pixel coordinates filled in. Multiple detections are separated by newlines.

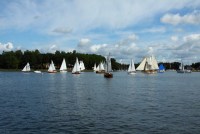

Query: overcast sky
left=0, top=0, right=200, bottom=63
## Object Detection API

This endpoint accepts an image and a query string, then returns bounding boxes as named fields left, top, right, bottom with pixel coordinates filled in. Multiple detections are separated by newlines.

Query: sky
left=0, top=0, right=200, bottom=64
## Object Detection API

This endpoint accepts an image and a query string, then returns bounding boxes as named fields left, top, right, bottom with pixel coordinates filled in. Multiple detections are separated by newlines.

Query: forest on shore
left=0, top=50, right=199, bottom=71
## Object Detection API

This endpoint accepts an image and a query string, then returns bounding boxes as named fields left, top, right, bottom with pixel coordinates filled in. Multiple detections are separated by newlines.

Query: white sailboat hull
left=128, top=71, right=136, bottom=75
left=48, top=70, right=57, bottom=73
left=34, top=70, right=42, bottom=73
left=60, top=70, right=67, bottom=73
left=177, top=70, right=191, bottom=73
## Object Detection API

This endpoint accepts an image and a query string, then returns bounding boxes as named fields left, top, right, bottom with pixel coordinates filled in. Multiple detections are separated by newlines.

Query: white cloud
left=48, top=44, right=58, bottom=53
left=0, top=42, right=14, bottom=52
left=171, top=36, right=179, bottom=42
left=90, top=44, right=108, bottom=53
left=1, top=0, right=200, bottom=34
left=1, top=1, right=200, bottom=63
left=78, top=38, right=91, bottom=47
left=128, top=34, right=138, bottom=41
left=183, top=34, right=200, bottom=42
left=142, top=27, right=166, bottom=33
left=52, top=27, right=72, bottom=34
left=76, top=32, right=199, bottom=63
left=161, top=11, right=200, bottom=25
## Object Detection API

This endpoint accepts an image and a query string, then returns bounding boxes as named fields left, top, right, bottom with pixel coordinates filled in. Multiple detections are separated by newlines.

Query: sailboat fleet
left=21, top=54, right=192, bottom=75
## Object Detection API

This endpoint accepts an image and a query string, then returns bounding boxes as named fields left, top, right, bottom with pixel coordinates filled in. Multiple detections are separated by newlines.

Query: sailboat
left=96, top=62, right=105, bottom=73
left=136, top=55, right=159, bottom=74
left=48, top=60, right=57, bottom=73
left=128, top=59, right=136, bottom=74
left=177, top=61, right=191, bottom=73
left=79, top=61, right=85, bottom=71
left=60, top=58, right=67, bottom=72
left=158, top=64, right=165, bottom=73
left=93, top=63, right=97, bottom=72
left=34, top=70, right=42, bottom=73
left=72, top=57, right=81, bottom=74
left=104, top=53, right=113, bottom=78
left=22, top=62, right=31, bottom=72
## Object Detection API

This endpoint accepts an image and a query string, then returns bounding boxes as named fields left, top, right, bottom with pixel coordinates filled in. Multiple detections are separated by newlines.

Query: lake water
left=0, top=71, right=200, bottom=134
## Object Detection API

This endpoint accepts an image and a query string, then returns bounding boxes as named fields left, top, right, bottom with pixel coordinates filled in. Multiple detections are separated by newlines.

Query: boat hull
left=177, top=70, right=191, bottom=73
left=72, top=72, right=80, bottom=74
left=34, top=71, right=42, bottom=73
left=104, top=72, right=113, bottom=78
left=60, top=70, right=67, bottom=73
left=143, top=70, right=158, bottom=74
left=128, top=71, right=136, bottom=75
left=158, top=70, right=165, bottom=73
left=48, top=71, right=57, bottom=73
left=96, top=70, right=105, bottom=74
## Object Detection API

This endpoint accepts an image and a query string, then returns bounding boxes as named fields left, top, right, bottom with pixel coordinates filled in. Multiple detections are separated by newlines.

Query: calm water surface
left=0, top=71, right=200, bottom=134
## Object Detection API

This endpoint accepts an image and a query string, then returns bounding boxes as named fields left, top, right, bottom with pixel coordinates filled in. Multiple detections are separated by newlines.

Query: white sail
left=93, top=63, right=97, bottom=71
left=151, top=56, right=159, bottom=70
left=136, top=58, right=147, bottom=71
left=96, top=64, right=100, bottom=71
left=52, top=60, right=56, bottom=70
left=60, top=58, right=67, bottom=72
left=105, top=53, right=112, bottom=72
left=128, top=59, right=136, bottom=72
left=22, top=62, right=31, bottom=72
left=104, top=53, right=113, bottom=78
left=79, top=61, right=85, bottom=71
left=179, top=61, right=184, bottom=70
left=99, top=62, right=105, bottom=71
left=48, top=60, right=56, bottom=72
left=136, top=55, right=158, bottom=72
left=72, top=57, right=81, bottom=73
left=48, top=64, right=53, bottom=72
left=177, top=60, right=191, bottom=73
left=145, top=56, right=152, bottom=70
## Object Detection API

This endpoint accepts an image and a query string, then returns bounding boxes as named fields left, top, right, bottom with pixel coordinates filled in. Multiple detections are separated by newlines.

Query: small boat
left=104, top=53, right=113, bottom=78
left=127, top=59, right=136, bottom=74
left=177, top=61, right=191, bottom=73
left=136, top=55, right=159, bottom=74
left=72, top=57, right=81, bottom=74
left=158, top=64, right=165, bottom=73
left=48, top=60, right=57, bottom=73
left=22, top=62, right=31, bottom=72
left=60, top=58, right=67, bottom=72
left=34, top=70, right=42, bottom=73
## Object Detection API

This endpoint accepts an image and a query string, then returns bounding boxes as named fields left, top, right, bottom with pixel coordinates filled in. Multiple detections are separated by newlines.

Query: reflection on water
left=0, top=72, right=200, bottom=133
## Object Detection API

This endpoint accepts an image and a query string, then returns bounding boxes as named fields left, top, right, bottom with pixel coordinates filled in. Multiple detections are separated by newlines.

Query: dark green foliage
left=0, top=51, right=19, bottom=69
left=0, top=50, right=116, bottom=70
left=191, top=62, right=200, bottom=70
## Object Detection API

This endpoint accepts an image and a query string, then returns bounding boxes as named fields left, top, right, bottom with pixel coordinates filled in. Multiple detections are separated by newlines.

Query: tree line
left=0, top=50, right=122, bottom=70
left=0, top=49, right=199, bottom=71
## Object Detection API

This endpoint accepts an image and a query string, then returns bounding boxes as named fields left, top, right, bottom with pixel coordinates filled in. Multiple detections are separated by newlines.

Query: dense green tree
left=1, top=51, right=19, bottom=69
